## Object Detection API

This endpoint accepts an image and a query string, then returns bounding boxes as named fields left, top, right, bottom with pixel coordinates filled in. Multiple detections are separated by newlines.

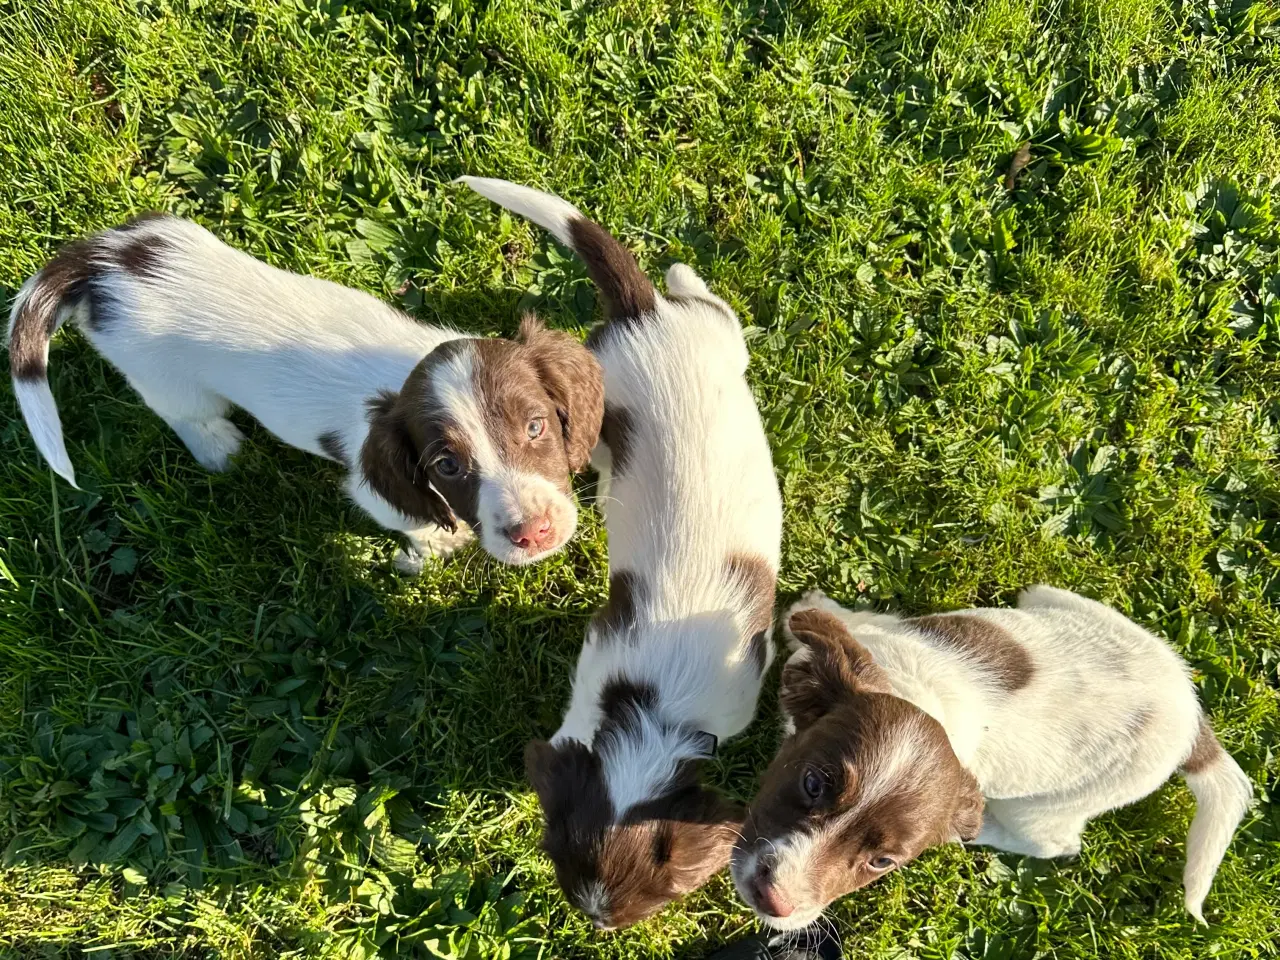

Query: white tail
left=8, top=273, right=82, bottom=489
left=13, top=379, right=78, bottom=487
left=455, top=176, right=583, bottom=249
left=1180, top=729, right=1253, bottom=921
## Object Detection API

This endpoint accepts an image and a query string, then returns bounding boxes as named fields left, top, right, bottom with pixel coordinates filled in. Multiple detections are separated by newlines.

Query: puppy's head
left=732, top=608, right=983, bottom=930
left=361, top=315, right=603, bottom=564
left=525, top=687, right=741, bottom=929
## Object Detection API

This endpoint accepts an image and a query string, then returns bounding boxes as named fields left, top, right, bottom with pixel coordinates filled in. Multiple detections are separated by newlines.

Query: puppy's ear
left=524, top=738, right=600, bottom=816
left=519, top=314, right=604, bottom=472
left=666, top=794, right=744, bottom=894
left=361, top=392, right=457, bottom=531
left=949, top=767, right=984, bottom=843
left=524, top=739, right=558, bottom=805
left=780, top=609, right=891, bottom=731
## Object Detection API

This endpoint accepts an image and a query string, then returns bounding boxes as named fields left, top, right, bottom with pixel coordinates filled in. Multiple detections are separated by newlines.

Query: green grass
left=1, top=0, right=1278, bottom=956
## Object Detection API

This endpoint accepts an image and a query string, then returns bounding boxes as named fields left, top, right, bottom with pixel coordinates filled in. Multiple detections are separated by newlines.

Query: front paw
left=393, top=546, right=426, bottom=576
left=781, top=590, right=844, bottom=650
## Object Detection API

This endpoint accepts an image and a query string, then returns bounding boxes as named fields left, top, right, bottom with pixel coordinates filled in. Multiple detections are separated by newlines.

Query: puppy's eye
left=527, top=417, right=546, bottom=440
left=869, top=856, right=896, bottom=871
left=433, top=453, right=460, bottom=477
left=801, top=768, right=825, bottom=802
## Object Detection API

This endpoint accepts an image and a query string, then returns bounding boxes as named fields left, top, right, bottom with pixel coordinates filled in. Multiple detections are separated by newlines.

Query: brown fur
left=568, top=218, right=656, bottom=321
left=599, top=404, right=635, bottom=477
left=360, top=318, right=602, bottom=529
left=736, top=608, right=983, bottom=917
left=908, top=614, right=1035, bottom=691
left=526, top=733, right=741, bottom=929
left=593, top=570, right=645, bottom=637
left=9, top=214, right=179, bottom=380
left=317, top=430, right=347, bottom=468
left=725, top=553, right=777, bottom=674
left=1180, top=716, right=1223, bottom=775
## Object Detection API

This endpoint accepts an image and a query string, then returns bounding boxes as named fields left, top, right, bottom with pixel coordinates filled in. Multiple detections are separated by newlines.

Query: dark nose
left=504, top=513, right=554, bottom=550
left=750, top=870, right=795, bottom=918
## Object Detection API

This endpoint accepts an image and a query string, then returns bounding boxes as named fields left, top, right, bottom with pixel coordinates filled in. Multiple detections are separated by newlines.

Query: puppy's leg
left=346, top=475, right=473, bottom=573
left=132, top=381, right=243, bottom=472
left=975, top=798, right=1088, bottom=859
left=781, top=590, right=847, bottom=651
left=398, top=522, right=475, bottom=572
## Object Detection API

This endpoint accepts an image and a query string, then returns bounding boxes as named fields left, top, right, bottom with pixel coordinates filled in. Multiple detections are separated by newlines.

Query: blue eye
left=869, top=856, right=896, bottom=871
left=433, top=454, right=460, bottom=477
left=527, top=417, right=546, bottom=440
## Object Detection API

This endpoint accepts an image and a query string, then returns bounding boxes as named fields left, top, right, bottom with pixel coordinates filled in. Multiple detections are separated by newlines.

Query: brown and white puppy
left=733, top=588, right=1253, bottom=929
left=7, top=215, right=603, bottom=571
left=461, top=177, right=783, bottom=929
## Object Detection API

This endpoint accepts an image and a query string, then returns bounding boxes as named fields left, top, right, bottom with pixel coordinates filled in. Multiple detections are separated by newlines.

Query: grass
left=1, top=0, right=1278, bottom=956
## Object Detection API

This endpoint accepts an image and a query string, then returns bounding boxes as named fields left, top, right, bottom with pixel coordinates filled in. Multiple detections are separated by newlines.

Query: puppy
left=461, top=176, right=783, bottom=929
left=7, top=215, right=603, bottom=570
left=733, top=587, right=1253, bottom=930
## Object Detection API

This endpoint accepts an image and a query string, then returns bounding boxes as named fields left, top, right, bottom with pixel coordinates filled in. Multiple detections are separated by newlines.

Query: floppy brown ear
left=361, top=392, right=457, bottom=531
left=950, top=767, right=984, bottom=843
left=666, top=795, right=744, bottom=895
left=519, top=314, right=604, bottom=472
left=524, top=738, right=601, bottom=817
left=781, top=609, right=891, bottom=731
left=524, top=739, right=558, bottom=806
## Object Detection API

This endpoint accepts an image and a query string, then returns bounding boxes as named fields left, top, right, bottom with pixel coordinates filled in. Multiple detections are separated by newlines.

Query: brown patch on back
left=908, top=614, right=1034, bottom=691
left=568, top=218, right=655, bottom=322
left=725, top=553, right=776, bottom=674
left=9, top=216, right=180, bottom=381
left=114, top=231, right=169, bottom=280
left=599, top=404, right=635, bottom=477
left=593, top=570, right=644, bottom=638
left=597, top=676, right=659, bottom=728
left=1181, top=716, right=1224, bottom=775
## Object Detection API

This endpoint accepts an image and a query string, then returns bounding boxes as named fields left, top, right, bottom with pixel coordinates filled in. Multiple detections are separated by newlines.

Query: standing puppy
left=461, top=177, right=783, bottom=929
left=733, top=586, right=1253, bottom=930
left=7, top=215, right=603, bottom=570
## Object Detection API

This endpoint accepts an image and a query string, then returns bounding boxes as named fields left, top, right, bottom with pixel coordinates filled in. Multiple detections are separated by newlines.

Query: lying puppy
left=7, top=215, right=603, bottom=570
left=733, top=587, right=1253, bottom=929
left=461, top=176, right=783, bottom=929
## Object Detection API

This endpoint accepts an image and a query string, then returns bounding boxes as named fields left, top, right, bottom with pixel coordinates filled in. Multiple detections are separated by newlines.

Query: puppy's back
left=950, top=589, right=1201, bottom=798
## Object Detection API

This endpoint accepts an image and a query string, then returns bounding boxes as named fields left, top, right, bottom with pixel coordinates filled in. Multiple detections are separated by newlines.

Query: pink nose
left=750, top=873, right=794, bottom=918
left=504, top=514, right=554, bottom=550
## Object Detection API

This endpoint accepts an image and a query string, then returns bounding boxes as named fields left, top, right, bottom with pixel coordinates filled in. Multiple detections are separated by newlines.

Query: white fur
left=556, top=281, right=781, bottom=807
left=7, top=216, right=580, bottom=567
left=462, top=179, right=783, bottom=815
left=759, top=586, right=1253, bottom=924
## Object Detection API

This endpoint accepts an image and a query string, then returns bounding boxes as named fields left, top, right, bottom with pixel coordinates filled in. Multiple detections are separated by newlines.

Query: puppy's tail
left=456, top=176, right=657, bottom=322
left=1179, top=716, right=1252, bottom=922
left=7, top=244, right=94, bottom=489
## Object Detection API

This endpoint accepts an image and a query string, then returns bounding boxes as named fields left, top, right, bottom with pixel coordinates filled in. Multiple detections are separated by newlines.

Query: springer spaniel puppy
left=733, top=587, right=1254, bottom=930
left=7, top=215, right=603, bottom=571
left=461, top=176, right=783, bottom=929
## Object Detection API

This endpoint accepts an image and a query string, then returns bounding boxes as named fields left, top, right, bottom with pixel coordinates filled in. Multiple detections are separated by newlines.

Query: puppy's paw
left=398, top=523, right=475, bottom=572
left=176, top=418, right=245, bottom=472
left=781, top=590, right=844, bottom=650
left=393, top=546, right=426, bottom=576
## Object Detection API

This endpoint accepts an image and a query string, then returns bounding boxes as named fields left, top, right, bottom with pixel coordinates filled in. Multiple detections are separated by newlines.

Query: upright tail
left=6, top=241, right=94, bottom=488
left=1179, top=717, right=1253, bottom=922
left=456, top=176, right=657, bottom=322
